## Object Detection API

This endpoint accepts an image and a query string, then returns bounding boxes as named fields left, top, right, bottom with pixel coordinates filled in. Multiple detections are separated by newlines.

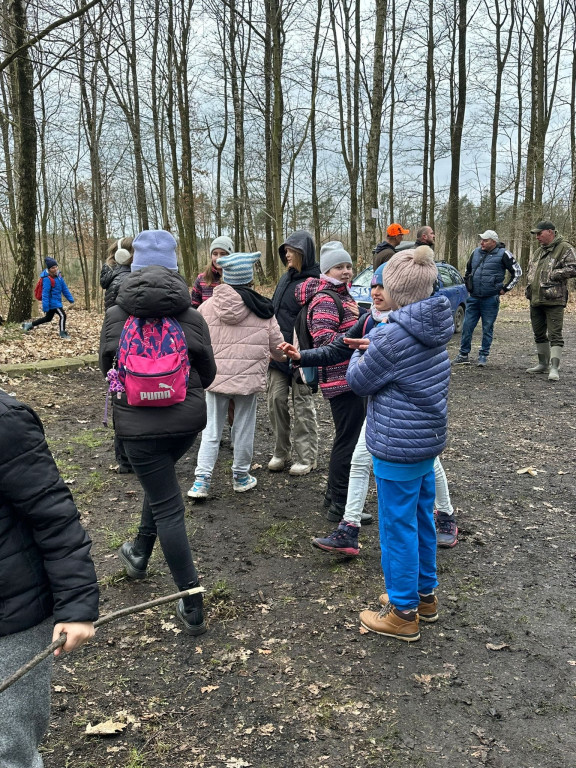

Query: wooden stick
left=0, top=587, right=204, bottom=694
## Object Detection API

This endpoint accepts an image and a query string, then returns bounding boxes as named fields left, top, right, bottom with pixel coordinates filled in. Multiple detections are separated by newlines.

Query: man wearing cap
left=525, top=221, right=576, bottom=381
left=452, top=230, right=522, bottom=367
left=372, top=223, right=410, bottom=269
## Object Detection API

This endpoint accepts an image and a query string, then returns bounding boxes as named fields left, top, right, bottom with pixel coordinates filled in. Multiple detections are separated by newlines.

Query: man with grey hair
left=452, top=230, right=522, bottom=367
left=525, top=221, right=576, bottom=381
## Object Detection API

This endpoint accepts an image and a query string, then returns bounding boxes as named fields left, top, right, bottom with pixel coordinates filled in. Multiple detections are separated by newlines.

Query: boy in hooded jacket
left=22, top=257, right=75, bottom=339
left=347, top=246, right=453, bottom=642
left=189, top=252, right=285, bottom=497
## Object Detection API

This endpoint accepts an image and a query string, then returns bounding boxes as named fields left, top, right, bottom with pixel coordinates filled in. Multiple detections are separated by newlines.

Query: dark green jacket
left=526, top=235, right=576, bottom=306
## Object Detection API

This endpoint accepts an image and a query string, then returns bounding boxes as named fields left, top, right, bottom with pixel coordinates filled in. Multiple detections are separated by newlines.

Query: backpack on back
left=293, top=289, right=345, bottom=393
left=115, top=316, right=190, bottom=407
left=34, top=275, right=55, bottom=301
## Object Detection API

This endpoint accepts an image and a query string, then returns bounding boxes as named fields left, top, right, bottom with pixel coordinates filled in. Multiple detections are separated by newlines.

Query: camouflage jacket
left=526, top=236, right=576, bottom=306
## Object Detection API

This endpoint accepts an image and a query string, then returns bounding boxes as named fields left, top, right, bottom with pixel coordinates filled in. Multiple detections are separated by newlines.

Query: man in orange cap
left=372, top=223, right=410, bottom=269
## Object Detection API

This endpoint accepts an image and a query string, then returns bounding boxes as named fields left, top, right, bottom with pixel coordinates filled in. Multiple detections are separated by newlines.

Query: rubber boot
left=118, top=533, right=156, bottom=579
left=526, top=342, right=550, bottom=374
left=548, top=346, right=562, bottom=381
left=176, top=582, right=207, bottom=636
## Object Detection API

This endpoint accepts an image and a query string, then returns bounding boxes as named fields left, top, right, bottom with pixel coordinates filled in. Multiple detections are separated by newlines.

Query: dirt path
left=3, top=307, right=576, bottom=768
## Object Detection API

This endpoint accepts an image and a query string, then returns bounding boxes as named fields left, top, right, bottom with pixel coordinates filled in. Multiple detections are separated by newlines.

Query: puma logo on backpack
left=115, top=316, right=190, bottom=407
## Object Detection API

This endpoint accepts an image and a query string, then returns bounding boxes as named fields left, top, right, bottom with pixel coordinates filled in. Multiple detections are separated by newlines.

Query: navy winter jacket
left=39, top=268, right=74, bottom=313
left=0, top=391, right=99, bottom=637
left=346, top=294, right=453, bottom=463
left=269, top=231, right=320, bottom=376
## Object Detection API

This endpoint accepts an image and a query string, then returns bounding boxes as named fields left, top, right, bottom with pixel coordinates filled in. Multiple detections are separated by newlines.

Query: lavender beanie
left=131, top=230, right=178, bottom=272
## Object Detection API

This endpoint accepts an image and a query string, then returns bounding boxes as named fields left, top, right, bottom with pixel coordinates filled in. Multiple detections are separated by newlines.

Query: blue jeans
left=459, top=295, right=500, bottom=357
left=375, top=471, right=438, bottom=611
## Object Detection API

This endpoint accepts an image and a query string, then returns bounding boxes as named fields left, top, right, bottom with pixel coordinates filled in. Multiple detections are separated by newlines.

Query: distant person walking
left=267, top=230, right=320, bottom=476
left=100, top=237, right=134, bottom=309
left=190, top=236, right=235, bottom=308
left=22, top=258, right=75, bottom=339
left=525, top=221, right=576, bottom=381
left=452, top=230, right=521, bottom=367
left=372, top=223, right=410, bottom=269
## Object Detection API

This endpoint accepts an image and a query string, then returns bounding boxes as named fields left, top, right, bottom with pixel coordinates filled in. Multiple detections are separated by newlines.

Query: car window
left=352, top=267, right=374, bottom=288
left=437, top=264, right=454, bottom=287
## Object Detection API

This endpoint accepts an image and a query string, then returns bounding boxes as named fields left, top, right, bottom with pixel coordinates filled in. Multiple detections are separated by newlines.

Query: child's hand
left=278, top=342, right=301, bottom=361
left=348, top=303, right=360, bottom=318
left=52, top=621, right=95, bottom=656
left=344, top=337, right=370, bottom=351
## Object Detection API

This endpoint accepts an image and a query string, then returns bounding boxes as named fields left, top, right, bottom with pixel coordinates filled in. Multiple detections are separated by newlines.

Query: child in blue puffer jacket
left=347, top=245, right=453, bottom=642
left=22, top=257, right=75, bottom=339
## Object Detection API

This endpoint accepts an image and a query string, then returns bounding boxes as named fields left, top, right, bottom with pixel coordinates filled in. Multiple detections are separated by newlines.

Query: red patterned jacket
left=295, top=277, right=359, bottom=399
left=190, top=267, right=221, bottom=308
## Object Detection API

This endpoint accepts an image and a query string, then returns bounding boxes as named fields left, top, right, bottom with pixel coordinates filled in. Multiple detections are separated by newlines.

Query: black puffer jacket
left=270, top=230, right=320, bottom=375
left=99, top=265, right=217, bottom=439
left=100, top=263, right=132, bottom=309
left=0, top=391, right=99, bottom=637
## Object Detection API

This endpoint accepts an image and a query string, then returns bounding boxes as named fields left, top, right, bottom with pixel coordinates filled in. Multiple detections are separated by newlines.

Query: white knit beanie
left=320, top=241, right=352, bottom=274
left=382, top=245, right=437, bottom=307
left=209, top=236, right=234, bottom=256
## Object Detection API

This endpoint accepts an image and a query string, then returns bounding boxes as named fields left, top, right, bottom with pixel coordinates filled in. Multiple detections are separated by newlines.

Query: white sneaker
left=289, top=461, right=317, bottom=476
left=187, top=475, right=211, bottom=498
left=268, top=456, right=287, bottom=471
left=233, top=473, right=258, bottom=492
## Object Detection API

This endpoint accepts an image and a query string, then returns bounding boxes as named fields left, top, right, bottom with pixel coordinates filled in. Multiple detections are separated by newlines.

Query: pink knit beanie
left=382, top=245, right=437, bottom=307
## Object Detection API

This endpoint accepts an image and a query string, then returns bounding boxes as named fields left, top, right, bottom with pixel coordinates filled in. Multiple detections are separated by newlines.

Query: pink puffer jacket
left=198, top=283, right=285, bottom=395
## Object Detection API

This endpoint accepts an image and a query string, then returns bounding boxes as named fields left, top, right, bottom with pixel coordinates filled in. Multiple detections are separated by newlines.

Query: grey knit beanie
left=320, top=241, right=352, bottom=274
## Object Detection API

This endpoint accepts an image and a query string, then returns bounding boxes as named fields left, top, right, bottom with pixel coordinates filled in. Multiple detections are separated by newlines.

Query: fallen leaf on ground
left=85, top=719, right=127, bottom=736
left=201, top=685, right=219, bottom=694
left=486, top=642, right=510, bottom=651
left=517, top=466, right=539, bottom=476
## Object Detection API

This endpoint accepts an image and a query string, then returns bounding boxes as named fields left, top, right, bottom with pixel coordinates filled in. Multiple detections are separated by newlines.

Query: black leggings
left=122, top=434, right=200, bottom=589
left=328, top=390, right=366, bottom=506
left=32, top=308, right=66, bottom=333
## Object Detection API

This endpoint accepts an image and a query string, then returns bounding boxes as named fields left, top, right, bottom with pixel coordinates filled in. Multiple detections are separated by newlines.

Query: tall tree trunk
left=364, top=0, right=386, bottom=255
left=446, top=0, right=467, bottom=268
left=6, top=0, right=37, bottom=323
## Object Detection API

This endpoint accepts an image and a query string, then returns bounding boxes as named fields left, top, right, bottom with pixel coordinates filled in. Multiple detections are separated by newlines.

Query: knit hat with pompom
left=382, top=245, right=437, bottom=307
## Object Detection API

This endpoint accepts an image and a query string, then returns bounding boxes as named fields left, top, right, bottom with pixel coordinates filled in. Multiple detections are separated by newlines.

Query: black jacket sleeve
left=298, top=314, right=366, bottom=367
left=0, top=400, right=99, bottom=624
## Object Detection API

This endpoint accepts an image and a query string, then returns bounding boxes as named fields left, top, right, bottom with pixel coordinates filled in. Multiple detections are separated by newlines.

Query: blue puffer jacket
left=40, top=269, right=74, bottom=312
left=346, top=294, right=453, bottom=463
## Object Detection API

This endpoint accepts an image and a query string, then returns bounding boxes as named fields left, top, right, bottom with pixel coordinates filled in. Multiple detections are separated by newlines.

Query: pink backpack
left=115, top=316, right=190, bottom=407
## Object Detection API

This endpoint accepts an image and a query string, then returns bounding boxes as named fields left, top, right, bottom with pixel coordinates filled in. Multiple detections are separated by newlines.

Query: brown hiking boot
left=379, top=591, right=438, bottom=623
left=360, top=602, right=420, bottom=642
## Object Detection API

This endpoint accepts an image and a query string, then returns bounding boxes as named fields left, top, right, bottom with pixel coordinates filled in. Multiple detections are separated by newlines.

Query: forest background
left=0, top=0, right=575, bottom=322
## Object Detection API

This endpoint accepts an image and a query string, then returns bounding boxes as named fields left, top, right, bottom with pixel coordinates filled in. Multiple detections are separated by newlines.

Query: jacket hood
left=279, top=230, right=317, bottom=271
left=210, top=283, right=252, bottom=325
left=388, top=294, right=453, bottom=348
left=116, top=265, right=192, bottom=317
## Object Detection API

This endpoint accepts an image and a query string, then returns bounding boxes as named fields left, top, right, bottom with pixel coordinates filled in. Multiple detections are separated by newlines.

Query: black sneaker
left=312, top=523, right=359, bottom=556
left=451, top=353, right=470, bottom=365
left=435, top=511, right=458, bottom=548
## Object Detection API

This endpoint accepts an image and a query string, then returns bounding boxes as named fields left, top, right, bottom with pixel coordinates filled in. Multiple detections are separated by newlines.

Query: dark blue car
left=349, top=254, right=468, bottom=333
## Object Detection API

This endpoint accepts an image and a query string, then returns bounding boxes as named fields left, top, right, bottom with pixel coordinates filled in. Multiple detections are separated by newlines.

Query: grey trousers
left=266, top=368, right=318, bottom=465
left=195, top=391, right=258, bottom=477
left=0, top=618, right=53, bottom=768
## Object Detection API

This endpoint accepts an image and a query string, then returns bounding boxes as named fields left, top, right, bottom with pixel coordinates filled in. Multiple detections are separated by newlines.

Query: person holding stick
left=0, top=389, right=98, bottom=768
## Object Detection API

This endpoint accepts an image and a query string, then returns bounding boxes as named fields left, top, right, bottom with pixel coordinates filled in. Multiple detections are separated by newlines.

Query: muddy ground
left=2, top=306, right=576, bottom=768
